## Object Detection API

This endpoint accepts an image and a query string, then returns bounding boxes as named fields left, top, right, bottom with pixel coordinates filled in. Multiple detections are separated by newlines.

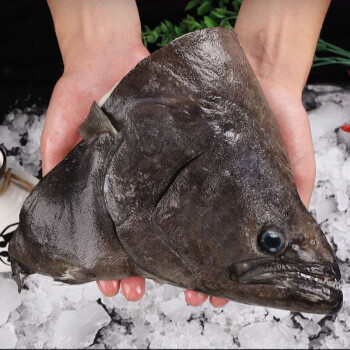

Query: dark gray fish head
left=215, top=121, right=343, bottom=315
left=8, top=27, right=342, bottom=315
left=191, top=157, right=343, bottom=314
left=149, top=101, right=343, bottom=314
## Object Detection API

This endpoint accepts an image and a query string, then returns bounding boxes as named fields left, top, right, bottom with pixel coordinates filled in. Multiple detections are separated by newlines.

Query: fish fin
left=11, top=259, right=26, bottom=293
left=79, top=101, right=118, bottom=142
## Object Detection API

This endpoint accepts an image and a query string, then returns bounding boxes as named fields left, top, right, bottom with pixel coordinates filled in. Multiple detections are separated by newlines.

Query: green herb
left=313, top=39, right=350, bottom=67
left=142, top=0, right=350, bottom=69
left=142, top=0, right=241, bottom=48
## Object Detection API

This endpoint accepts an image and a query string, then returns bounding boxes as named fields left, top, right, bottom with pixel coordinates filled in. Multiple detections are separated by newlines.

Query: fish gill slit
left=153, top=151, right=204, bottom=211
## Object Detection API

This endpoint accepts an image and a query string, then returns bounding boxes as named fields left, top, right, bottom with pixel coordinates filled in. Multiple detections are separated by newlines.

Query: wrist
left=62, top=42, right=149, bottom=80
left=58, top=44, right=149, bottom=106
left=234, top=0, right=330, bottom=99
left=48, top=0, right=145, bottom=72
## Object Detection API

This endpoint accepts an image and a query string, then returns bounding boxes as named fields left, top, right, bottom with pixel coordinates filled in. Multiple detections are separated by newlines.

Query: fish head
left=97, top=27, right=342, bottom=315
left=184, top=132, right=343, bottom=315
left=154, top=125, right=342, bottom=314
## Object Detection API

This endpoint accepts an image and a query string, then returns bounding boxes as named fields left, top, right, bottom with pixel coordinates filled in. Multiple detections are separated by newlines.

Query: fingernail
left=185, top=290, right=208, bottom=306
left=97, top=279, right=120, bottom=297
left=209, top=296, right=229, bottom=308
left=121, top=277, right=145, bottom=301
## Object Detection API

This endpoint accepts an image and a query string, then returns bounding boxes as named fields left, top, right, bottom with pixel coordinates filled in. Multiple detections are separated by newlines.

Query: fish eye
left=259, top=229, right=285, bottom=254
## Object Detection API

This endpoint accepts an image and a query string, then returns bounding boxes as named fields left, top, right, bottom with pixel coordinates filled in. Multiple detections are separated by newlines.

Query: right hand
left=44, top=0, right=157, bottom=302
left=185, top=0, right=331, bottom=307
left=41, top=44, right=151, bottom=301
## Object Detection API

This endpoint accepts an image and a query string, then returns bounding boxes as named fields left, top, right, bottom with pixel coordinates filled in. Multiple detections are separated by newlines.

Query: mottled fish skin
left=9, top=28, right=342, bottom=314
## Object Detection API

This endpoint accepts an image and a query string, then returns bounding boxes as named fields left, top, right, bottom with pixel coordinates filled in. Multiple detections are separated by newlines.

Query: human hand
left=41, top=46, right=151, bottom=300
left=185, top=0, right=331, bottom=309
left=233, top=0, right=330, bottom=208
left=43, top=0, right=152, bottom=301
left=254, top=80, right=315, bottom=208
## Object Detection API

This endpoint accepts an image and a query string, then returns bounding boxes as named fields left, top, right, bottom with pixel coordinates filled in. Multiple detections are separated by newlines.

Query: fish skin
left=9, top=28, right=342, bottom=314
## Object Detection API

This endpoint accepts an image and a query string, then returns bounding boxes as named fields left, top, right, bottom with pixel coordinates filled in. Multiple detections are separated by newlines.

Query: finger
left=293, top=159, right=316, bottom=208
left=262, top=92, right=315, bottom=208
left=97, top=279, right=120, bottom=297
left=185, top=289, right=208, bottom=306
left=284, top=116, right=315, bottom=208
left=209, top=296, right=229, bottom=308
left=121, top=276, right=145, bottom=301
left=41, top=78, right=87, bottom=175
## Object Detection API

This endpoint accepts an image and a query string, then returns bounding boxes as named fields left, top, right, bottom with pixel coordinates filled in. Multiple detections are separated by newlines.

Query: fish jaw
left=228, top=259, right=343, bottom=315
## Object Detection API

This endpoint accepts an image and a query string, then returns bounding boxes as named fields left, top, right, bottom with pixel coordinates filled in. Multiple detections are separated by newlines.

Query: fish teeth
left=296, top=272, right=339, bottom=288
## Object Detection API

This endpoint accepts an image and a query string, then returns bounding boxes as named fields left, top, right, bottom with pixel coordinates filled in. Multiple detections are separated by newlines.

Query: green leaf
left=211, top=8, right=227, bottom=19
left=219, top=0, right=230, bottom=6
left=160, top=36, right=170, bottom=47
left=154, top=25, right=162, bottom=34
left=147, top=30, right=159, bottom=44
left=203, top=16, right=217, bottom=27
left=161, top=22, right=169, bottom=33
left=197, top=1, right=212, bottom=16
left=184, top=15, right=204, bottom=31
left=220, top=18, right=232, bottom=27
left=144, top=25, right=152, bottom=33
left=165, top=19, right=174, bottom=31
left=232, top=0, right=241, bottom=13
left=185, top=0, right=200, bottom=11
left=142, top=36, right=148, bottom=47
left=174, top=25, right=184, bottom=37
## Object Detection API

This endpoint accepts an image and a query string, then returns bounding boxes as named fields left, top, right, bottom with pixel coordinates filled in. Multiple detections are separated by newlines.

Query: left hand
left=185, top=0, right=330, bottom=308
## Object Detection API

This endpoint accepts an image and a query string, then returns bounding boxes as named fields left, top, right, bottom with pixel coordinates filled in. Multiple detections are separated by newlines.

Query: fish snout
left=230, top=258, right=343, bottom=314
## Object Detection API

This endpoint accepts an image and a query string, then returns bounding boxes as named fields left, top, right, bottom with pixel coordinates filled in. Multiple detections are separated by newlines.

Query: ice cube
left=309, top=102, right=350, bottom=141
left=335, top=190, right=349, bottom=211
left=11, top=114, right=28, bottom=135
left=342, top=157, right=350, bottom=180
left=0, top=323, right=17, bottom=349
left=160, top=296, right=191, bottom=321
left=0, top=277, right=23, bottom=326
left=238, top=322, right=307, bottom=349
left=203, top=323, right=233, bottom=348
left=0, top=126, right=20, bottom=150
left=50, top=303, right=110, bottom=348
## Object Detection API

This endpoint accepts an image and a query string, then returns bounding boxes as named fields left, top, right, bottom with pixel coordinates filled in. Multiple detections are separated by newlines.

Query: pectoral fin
left=79, top=101, right=118, bottom=142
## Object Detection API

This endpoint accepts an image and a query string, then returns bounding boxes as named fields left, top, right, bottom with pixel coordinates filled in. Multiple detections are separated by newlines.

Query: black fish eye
left=259, top=229, right=285, bottom=254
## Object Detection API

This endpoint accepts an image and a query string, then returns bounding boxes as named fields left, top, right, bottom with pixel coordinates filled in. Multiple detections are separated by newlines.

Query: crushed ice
left=0, top=85, right=349, bottom=349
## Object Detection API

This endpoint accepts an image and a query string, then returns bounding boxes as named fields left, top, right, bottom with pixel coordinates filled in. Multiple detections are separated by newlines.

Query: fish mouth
left=231, top=260, right=343, bottom=314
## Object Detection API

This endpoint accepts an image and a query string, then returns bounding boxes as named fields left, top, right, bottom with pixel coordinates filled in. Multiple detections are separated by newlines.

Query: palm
left=42, top=73, right=95, bottom=173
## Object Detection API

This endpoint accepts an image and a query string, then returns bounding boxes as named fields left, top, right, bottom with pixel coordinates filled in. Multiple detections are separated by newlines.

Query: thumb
left=41, top=77, right=93, bottom=175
